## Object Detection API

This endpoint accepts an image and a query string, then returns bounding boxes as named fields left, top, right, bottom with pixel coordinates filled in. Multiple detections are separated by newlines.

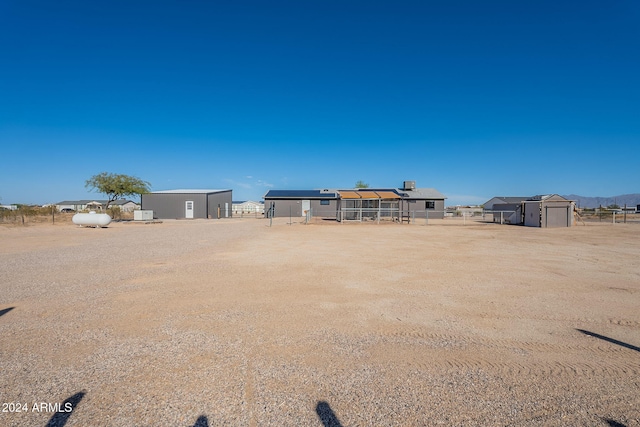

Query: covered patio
left=337, top=190, right=401, bottom=222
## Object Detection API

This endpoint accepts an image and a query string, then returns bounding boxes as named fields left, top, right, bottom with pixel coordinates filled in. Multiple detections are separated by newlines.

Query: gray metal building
left=141, top=189, right=232, bottom=219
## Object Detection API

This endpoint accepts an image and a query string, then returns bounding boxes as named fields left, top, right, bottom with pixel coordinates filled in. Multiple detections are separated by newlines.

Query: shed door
left=301, top=200, right=310, bottom=217
left=185, top=201, right=194, bottom=219
left=544, top=205, right=571, bottom=228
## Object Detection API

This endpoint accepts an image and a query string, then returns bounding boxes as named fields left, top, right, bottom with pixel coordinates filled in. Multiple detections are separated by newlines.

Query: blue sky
left=1, top=1, right=638, bottom=206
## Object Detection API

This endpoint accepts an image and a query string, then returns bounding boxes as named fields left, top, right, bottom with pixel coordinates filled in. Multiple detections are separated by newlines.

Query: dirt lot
left=1, top=218, right=639, bottom=426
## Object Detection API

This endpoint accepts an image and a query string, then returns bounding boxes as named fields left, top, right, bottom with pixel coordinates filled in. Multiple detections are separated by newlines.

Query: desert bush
left=107, top=205, right=122, bottom=220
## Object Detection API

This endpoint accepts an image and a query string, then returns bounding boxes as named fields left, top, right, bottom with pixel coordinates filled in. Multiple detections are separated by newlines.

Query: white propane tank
left=72, top=211, right=112, bottom=227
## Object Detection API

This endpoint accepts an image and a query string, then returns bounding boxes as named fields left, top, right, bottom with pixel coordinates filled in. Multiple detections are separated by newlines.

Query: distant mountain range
left=563, top=194, right=640, bottom=208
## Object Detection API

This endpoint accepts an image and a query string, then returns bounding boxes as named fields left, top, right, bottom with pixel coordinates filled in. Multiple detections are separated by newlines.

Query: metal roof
left=398, top=188, right=446, bottom=200
left=264, top=187, right=444, bottom=200
left=356, top=191, right=380, bottom=199
left=150, top=189, right=231, bottom=194
left=264, top=190, right=338, bottom=199
left=375, top=191, right=401, bottom=199
left=528, top=194, right=571, bottom=201
left=338, top=190, right=402, bottom=199
left=338, top=191, right=361, bottom=199
left=486, top=196, right=530, bottom=204
left=56, top=199, right=136, bottom=205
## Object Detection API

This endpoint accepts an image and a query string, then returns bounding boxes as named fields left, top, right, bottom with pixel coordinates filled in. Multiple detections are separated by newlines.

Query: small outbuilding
left=141, top=189, right=232, bottom=219
left=523, top=195, right=575, bottom=228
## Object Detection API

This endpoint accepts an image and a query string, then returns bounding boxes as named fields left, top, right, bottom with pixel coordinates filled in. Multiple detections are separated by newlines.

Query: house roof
left=338, top=190, right=402, bottom=199
left=398, top=188, right=446, bottom=200
left=232, top=200, right=264, bottom=205
left=264, top=187, right=445, bottom=200
left=56, top=199, right=137, bottom=205
left=150, top=189, right=231, bottom=194
left=485, top=196, right=530, bottom=205
left=264, top=190, right=338, bottom=199
left=526, top=194, right=573, bottom=202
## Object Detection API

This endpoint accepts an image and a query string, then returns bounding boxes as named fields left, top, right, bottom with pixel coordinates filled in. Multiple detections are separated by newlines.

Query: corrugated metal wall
left=142, top=192, right=232, bottom=219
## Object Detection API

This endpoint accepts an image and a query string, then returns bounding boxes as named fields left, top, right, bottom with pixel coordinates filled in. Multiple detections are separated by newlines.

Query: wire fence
left=265, top=208, right=640, bottom=226
left=231, top=209, right=264, bottom=219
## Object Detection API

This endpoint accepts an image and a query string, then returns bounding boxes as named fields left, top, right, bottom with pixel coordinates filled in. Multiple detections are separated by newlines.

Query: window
left=320, top=200, right=330, bottom=205
left=426, top=201, right=435, bottom=209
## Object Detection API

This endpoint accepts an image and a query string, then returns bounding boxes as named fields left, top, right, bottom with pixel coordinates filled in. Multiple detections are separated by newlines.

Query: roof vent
left=403, top=181, right=416, bottom=191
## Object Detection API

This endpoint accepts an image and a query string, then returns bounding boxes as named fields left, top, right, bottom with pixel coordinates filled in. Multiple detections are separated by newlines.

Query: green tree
left=355, top=180, right=369, bottom=188
left=85, top=172, right=151, bottom=208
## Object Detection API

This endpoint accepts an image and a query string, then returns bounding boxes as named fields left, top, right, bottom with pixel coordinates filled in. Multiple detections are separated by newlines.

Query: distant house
left=141, top=189, right=232, bottom=219
left=232, top=201, right=264, bottom=215
left=483, top=196, right=530, bottom=211
left=55, top=199, right=139, bottom=212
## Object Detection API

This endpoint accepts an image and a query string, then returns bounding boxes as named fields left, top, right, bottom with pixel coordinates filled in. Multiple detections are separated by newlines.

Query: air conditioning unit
left=134, top=210, right=154, bottom=221
left=403, top=181, right=416, bottom=190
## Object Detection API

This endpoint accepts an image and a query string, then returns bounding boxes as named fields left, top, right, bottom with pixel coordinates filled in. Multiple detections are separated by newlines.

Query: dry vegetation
left=0, top=218, right=639, bottom=426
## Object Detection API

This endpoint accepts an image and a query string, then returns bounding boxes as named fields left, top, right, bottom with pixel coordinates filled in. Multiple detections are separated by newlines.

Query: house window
left=426, top=201, right=435, bottom=209
left=320, top=200, right=330, bottom=205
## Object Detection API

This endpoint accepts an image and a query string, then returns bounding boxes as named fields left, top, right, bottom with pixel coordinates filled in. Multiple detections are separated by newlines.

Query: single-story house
left=263, top=190, right=340, bottom=219
left=263, top=181, right=446, bottom=221
left=56, top=199, right=139, bottom=212
left=141, top=189, right=232, bottom=219
left=232, top=200, right=265, bottom=215
left=482, top=196, right=530, bottom=211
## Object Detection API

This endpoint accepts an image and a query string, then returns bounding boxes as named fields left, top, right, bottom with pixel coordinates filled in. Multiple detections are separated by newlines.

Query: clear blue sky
left=1, top=1, right=638, bottom=206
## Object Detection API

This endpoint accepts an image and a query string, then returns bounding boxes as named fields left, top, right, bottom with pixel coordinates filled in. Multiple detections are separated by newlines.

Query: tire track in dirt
left=372, top=329, right=640, bottom=377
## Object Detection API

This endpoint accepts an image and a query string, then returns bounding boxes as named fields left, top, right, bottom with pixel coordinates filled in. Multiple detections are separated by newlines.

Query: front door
left=301, top=200, right=310, bottom=217
left=185, top=201, right=194, bottom=219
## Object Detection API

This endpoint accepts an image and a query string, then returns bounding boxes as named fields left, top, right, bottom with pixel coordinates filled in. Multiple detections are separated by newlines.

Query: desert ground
left=0, top=217, right=639, bottom=426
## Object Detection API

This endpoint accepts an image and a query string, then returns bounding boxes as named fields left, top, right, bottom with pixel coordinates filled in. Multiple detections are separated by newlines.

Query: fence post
left=425, top=210, right=428, bottom=225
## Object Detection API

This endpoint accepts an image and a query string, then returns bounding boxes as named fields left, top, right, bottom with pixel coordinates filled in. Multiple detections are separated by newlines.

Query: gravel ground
left=0, top=218, right=639, bottom=426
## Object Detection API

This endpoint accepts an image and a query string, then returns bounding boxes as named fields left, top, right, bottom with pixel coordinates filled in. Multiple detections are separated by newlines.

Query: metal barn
left=141, top=189, right=232, bottom=219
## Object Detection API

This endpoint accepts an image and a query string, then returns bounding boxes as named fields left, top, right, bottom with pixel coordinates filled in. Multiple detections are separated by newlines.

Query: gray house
left=396, top=182, right=446, bottom=220
left=141, top=189, right=232, bottom=219
left=483, top=196, right=530, bottom=211
left=263, top=190, right=339, bottom=219
left=263, top=181, right=446, bottom=221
